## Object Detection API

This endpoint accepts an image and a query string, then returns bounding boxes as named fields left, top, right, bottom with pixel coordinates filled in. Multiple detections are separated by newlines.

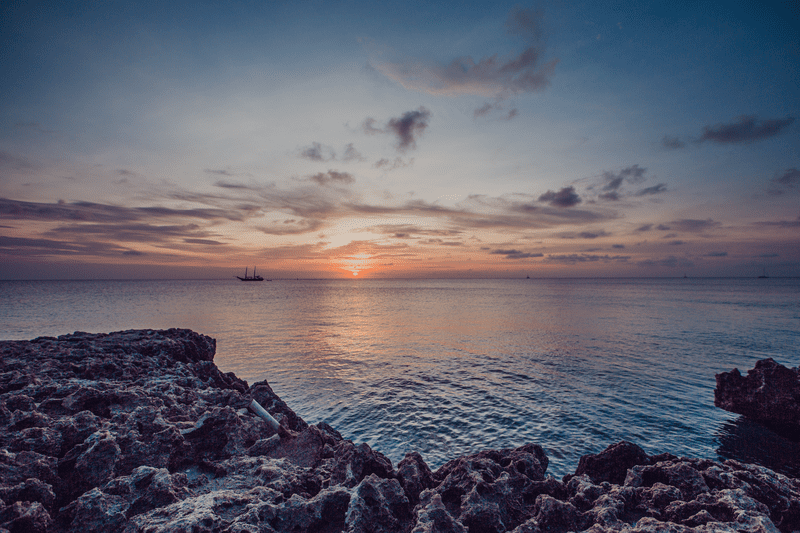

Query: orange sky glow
left=1, top=1, right=798, bottom=279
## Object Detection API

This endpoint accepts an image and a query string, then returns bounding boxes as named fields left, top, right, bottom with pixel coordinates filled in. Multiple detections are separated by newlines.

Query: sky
left=1, top=0, right=798, bottom=279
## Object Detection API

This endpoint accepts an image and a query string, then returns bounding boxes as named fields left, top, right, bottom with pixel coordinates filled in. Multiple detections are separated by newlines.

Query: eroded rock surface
left=715, top=358, right=800, bottom=431
left=2, top=330, right=799, bottom=532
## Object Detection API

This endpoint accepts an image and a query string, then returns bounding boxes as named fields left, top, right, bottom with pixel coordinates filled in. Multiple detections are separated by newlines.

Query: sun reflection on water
left=2, top=278, right=798, bottom=476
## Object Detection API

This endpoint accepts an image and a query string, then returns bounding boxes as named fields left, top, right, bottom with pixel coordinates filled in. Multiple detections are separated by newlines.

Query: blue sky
left=1, top=0, right=798, bottom=278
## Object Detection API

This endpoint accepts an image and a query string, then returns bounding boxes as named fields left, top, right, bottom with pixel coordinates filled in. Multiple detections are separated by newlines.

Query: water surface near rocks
left=1, top=277, right=798, bottom=476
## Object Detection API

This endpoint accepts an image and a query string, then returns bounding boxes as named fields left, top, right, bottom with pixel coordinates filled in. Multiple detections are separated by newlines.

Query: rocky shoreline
left=1, top=329, right=798, bottom=533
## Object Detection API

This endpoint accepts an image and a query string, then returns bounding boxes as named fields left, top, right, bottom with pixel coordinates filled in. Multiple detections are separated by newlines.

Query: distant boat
left=237, top=267, right=266, bottom=281
left=758, top=267, right=768, bottom=279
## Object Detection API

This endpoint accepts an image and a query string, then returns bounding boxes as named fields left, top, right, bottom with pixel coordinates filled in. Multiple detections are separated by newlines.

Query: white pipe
left=249, top=399, right=281, bottom=432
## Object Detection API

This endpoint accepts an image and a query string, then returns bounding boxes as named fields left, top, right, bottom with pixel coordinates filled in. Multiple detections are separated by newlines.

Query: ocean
left=1, top=277, right=798, bottom=477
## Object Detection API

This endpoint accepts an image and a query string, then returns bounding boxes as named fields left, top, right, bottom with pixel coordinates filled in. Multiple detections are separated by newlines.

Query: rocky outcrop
left=2, top=330, right=799, bottom=532
left=715, top=358, right=800, bottom=431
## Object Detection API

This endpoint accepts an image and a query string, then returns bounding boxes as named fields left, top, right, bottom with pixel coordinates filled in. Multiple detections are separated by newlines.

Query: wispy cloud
left=0, top=235, right=119, bottom=256
left=373, top=7, right=557, bottom=101
left=773, top=168, right=800, bottom=187
left=637, top=256, right=694, bottom=268
left=491, top=248, right=543, bottom=259
left=205, top=169, right=236, bottom=176
left=257, top=219, right=326, bottom=235
left=0, top=234, right=175, bottom=259
left=545, top=253, right=630, bottom=264
left=296, top=142, right=365, bottom=163
left=44, top=222, right=224, bottom=248
left=307, top=170, right=355, bottom=187
left=0, top=151, right=35, bottom=171
left=374, top=157, right=413, bottom=171
left=574, top=231, right=610, bottom=239
left=662, top=115, right=794, bottom=149
left=699, top=115, right=795, bottom=144
left=474, top=101, right=519, bottom=120
left=552, top=230, right=612, bottom=239
left=0, top=198, right=247, bottom=223
left=362, top=108, right=431, bottom=152
left=1, top=177, right=620, bottom=269
left=474, top=102, right=499, bottom=118
left=13, top=122, right=56, bottom=135
left=538, top=186, right=581, bottom=207
left=342, top=143, right=365, bottom=162
left=755, top=216, right=800, bottom=228
left=636, top=183, right=667, bottom=196
left=213, top=180, right=259, bottom=190
left=364, top=224, right=463, bottom=238
left=586, top=165, right=667, bottom=201
left=299, top=142, right=337, bottom=162
left=184, top=238, right=225, bottom=245
left=767, top=168, right=800, bottom=195
left=661, top=136, right=685, bottom=150
left=669, top=219, right=720, bottom=232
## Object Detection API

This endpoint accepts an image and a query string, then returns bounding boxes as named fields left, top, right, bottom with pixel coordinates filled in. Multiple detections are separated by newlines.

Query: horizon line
left=2, top=276, right=797, bottom=282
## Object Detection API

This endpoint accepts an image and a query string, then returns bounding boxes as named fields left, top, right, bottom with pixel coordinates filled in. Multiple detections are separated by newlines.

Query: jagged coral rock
left=572, top=440, right=650, bottom=485
left=715, top=358, right=800, bottom=430
left=2, top=330, right=799, bottom=532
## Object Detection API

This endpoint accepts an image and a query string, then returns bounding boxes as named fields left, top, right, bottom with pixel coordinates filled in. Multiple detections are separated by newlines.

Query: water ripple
left=2, top=278, right=799, bottom=477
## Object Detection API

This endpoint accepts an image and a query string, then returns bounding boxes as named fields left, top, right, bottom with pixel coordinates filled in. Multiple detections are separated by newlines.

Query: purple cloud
left=768, top=168, right=800, bottom=195
left=373, top=7, right=557, bottom=99
left=374, top=157, right=413, bottom=171
left=774, top=168, right=800, bottom=187
left=361, top=108, right=431, bottom=152
left=308, top=170, right=355, bottom=186
left=593, top=165, right=652, bottom=201
left=636, top=183, right=668, bottom=196
left=342, top=143, right=365, bottom=162
left=661, top=136, right=686, bottom=149
left=700, top=115, right=794, bottom=144
left=538, top=186, right=581, bottom=208
left=387, top=108, right=431, bottom=151
left=299, top=142, right=336, bottom=162
left=491, top=249, right=544, bottom=259
left=670, top=219, right=720, bottom=232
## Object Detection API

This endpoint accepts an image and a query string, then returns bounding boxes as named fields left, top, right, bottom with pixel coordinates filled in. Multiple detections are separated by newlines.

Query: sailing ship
left=237, top=267, right=265, bottom=281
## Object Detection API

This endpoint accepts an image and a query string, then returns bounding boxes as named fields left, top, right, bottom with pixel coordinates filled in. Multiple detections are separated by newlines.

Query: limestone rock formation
left=715, top=358, right=800, bottom=430
left=1, top=329, right=799, bottom=532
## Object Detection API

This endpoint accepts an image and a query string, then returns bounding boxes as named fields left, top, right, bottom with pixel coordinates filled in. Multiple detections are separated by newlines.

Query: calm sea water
left=1, top=278, right=798, bottom=477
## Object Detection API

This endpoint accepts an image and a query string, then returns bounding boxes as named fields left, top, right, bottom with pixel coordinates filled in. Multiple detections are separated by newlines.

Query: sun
left=352, top=271, right=359, bottom=276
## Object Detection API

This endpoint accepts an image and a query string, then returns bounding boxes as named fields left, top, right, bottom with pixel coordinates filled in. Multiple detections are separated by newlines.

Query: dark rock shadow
left=716, top=415, right=800, bottom=478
